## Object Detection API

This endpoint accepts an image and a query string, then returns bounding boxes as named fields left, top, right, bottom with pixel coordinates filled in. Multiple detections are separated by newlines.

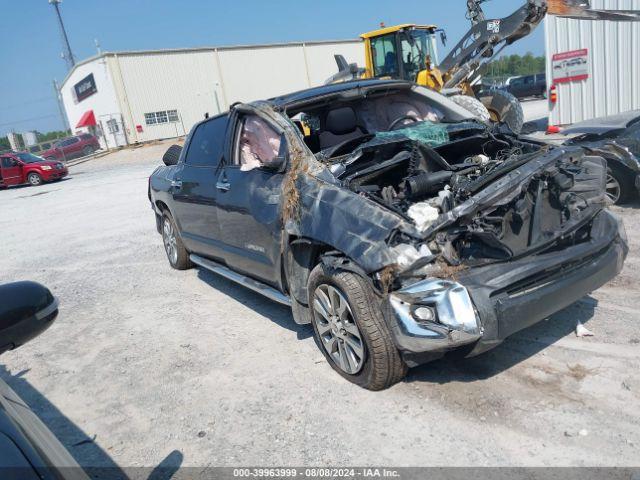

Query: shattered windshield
left=371, top=121, right=449, bottom=148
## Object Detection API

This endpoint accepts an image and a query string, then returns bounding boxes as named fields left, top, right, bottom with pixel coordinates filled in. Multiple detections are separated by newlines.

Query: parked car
left=505, top=73, right=547, bottom=99
left=562, top=109, right=640, bottom=204
left=40, top=134, right=99, bottom=161
left=0, top=152, right=68, bottom=187
left=0, top=281, right=88, bottom=479
left=149, top=79, right=627, bottom=390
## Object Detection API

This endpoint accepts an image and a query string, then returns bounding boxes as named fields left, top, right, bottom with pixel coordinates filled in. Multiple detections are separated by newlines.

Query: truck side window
left=184, top=115, right=229, bottom=167
left=236, top=115, right=281, bottom=172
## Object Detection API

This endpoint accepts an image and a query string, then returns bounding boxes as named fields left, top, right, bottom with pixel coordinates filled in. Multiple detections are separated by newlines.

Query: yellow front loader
left=328, top=0, right=640, bottom=134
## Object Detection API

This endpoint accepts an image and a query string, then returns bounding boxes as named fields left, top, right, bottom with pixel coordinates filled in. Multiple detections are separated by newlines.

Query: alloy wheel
left=313, top=284, right=366, bottom=375
left=606, top=170, right=621, bottom=204
left=162, top=218, right=178, bottom=265
left=28, top=174, right=41, bottom=186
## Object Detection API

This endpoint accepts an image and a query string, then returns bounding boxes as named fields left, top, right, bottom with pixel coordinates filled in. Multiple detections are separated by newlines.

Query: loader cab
left=362, top=25, right=441, bottom=83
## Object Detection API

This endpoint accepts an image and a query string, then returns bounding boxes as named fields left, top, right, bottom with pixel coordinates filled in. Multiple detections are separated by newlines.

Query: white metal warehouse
left=545, top=0, right=640, bottom=127
left=59, top=40, right=364, bottom=149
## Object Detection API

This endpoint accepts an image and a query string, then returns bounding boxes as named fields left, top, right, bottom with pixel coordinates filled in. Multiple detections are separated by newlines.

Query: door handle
left=216, top=180, right=230, bottom=191
left=171, top=180, right=182, bottom=189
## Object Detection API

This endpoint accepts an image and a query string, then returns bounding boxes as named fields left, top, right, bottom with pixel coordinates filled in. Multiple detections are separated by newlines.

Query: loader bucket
left=547, top=0, right=640, bottom=21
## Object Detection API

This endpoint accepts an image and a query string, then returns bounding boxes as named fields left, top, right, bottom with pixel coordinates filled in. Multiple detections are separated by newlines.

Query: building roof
left=60, top=38, right=361, bottom=88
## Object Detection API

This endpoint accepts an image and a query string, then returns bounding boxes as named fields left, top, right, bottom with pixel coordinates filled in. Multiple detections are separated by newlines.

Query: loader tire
left=479, top=90, right=524, bottom=134
left=450, top=95, right=491, bottom=124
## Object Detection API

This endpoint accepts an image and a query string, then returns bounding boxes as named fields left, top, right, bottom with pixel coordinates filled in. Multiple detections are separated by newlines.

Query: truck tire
left=161, top=211, right=192, bottom=270
left=308, top=264, right=407, bottom=390
left=450, top=95, right=491, bottom=124
left=478, top=90, right=524, bottom=134
left=607, top=165, right=635, bottom=205
left=27, top=173, right=43, bottom=186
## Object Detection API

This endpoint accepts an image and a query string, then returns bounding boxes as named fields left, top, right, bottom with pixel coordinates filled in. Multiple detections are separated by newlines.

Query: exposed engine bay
left=281, top=82, right=610, bottom=281
left=319, top=122, right=608, bottom=273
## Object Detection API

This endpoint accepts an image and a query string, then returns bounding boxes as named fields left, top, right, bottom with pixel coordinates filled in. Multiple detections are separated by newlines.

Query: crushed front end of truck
left=272, top=109, right=628, bottom=364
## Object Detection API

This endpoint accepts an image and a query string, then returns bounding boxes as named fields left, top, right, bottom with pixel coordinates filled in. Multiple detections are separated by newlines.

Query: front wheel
left=161, top=211, right=192, bottom=270
left=27, top=173, right=43, bottom=186
left=308, top=264, right=407, bottom=390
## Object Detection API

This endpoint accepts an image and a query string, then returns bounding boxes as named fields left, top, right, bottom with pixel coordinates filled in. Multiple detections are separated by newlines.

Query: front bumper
left=41, top=168, right=68, bottom=181
left=386, top=210, right=628, bottom=360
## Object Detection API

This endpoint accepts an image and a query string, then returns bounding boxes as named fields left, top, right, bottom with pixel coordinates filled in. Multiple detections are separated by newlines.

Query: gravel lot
left=1, top=137, right=639, bottom=469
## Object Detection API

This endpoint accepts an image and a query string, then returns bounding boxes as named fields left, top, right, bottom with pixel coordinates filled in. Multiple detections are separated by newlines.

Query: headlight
left=41, top=166, right=52, bottom=171
left=390, top=279, right=480, bottom=335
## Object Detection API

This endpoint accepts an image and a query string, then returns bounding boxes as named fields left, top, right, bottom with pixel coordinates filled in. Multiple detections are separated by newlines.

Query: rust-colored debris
left=379, top=265, right=399, bottom=294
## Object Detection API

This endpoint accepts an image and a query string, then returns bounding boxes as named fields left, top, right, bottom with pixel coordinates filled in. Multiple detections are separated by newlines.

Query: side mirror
left=264, top=136, right=288, bottom=172
left=0, top=281, right=58, bottom=355
left=262, top=153, right=287, bottom=172
left=163, top=144, right=183, bottom=166
left=439, top=29, right=448, bottom=46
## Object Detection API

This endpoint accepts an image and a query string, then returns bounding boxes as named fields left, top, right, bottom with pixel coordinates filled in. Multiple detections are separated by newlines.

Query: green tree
left=484, top=52, right=546, bottom=84
left=0, top=136, right=11, bottom=152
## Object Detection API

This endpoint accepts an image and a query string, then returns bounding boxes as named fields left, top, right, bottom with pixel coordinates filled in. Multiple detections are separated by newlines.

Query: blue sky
left=0, top=0, right=545, bottom=135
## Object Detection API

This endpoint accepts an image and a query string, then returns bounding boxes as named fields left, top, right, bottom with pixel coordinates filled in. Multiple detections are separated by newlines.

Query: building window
left=106, top=119, right=119, bottom=134
left=144, top=113, right=157, bottom=125
left=156, top=111, right=168, bottom=124
left=144, top=110, right=179, bottom=126
left=167, top=110, right=179, bottom=122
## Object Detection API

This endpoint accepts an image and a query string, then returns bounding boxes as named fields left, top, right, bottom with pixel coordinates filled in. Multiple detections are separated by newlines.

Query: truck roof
left=268, top=79, right=414, bottom=108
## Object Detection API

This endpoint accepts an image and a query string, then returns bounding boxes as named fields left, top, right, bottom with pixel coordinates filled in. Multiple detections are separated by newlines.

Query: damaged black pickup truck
left=149, top=79, right=628, bottom=390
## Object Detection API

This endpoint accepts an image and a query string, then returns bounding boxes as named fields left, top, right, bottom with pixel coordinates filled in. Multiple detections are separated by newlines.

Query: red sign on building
left=552, top=49, right=589, bottom=84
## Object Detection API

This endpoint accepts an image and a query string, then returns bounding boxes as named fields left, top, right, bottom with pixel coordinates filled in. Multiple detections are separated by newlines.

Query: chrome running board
left=190, top=254, right=291, bottom=307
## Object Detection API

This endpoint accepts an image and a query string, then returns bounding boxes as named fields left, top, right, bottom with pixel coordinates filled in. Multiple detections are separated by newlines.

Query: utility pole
left=49, top=0, right=75, bottom=70
left=52, top=79, right=70, bottom=132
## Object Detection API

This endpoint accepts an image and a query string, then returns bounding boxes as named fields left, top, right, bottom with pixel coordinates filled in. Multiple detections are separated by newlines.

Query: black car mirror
left=438, top=29, right=448, bottom=47
left=0, top=282, right=58, bottom=355
left=163, top=144, right=183, bottom=166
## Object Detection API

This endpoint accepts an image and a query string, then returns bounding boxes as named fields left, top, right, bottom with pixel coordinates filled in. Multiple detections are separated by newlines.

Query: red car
left=39, top=133, right=99, bottom=161
left=0, top=152, right=68, bottom=187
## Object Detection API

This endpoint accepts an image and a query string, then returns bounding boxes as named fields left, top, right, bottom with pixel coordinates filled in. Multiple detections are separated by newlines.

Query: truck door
left=214, top=113, right=287, bottom=286
left=0, top=156, right=23, bottom=186
left=170, top=115, right=228, bottom=260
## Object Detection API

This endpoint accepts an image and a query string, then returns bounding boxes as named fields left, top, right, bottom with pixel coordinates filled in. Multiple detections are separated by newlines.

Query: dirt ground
left=0, top=137, right=638, bottom=469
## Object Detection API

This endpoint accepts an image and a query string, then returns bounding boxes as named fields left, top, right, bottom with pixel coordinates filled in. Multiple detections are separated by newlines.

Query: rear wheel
left=161, top=211, right=192, bottom=270
left=479, top=90, right=524, bottom=134
left=308, top=264, right=407, bottom=390
left=82, top=145, right=94, bottom=157
left=450, top=95, right=491, bottom=124
left=27, top=173, right=42, bottom=186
